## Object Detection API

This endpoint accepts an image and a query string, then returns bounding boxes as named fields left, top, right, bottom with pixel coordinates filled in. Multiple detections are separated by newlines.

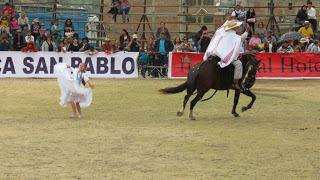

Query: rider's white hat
left=224, top=20, right=243, bottom=31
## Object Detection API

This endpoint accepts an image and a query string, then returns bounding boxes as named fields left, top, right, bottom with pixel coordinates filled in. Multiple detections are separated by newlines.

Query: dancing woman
left=55, top=63, right=94, bottom=118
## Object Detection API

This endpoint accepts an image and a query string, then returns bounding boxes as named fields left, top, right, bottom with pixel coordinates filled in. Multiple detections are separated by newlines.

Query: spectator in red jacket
left=2, top=3, right=14, bottom=17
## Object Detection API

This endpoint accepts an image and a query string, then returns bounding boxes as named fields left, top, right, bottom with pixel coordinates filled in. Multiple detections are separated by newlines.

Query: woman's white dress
left=54, top=63, right=93, bottom=108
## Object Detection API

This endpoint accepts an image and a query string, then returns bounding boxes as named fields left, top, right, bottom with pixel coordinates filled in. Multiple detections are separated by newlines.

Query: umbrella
left=277, top=32, right=303, bottom=43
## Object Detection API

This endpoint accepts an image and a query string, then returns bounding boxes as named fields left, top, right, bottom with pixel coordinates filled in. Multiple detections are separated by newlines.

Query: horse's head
left=240, top=54, right=260, bottom=89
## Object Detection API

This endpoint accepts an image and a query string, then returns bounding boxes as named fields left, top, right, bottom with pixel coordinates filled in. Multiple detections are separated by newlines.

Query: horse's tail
left=159, top=81, right=188, bottom=94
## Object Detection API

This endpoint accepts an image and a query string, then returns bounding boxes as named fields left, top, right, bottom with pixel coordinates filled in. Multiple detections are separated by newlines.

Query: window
left=203, top=0, right=214, bottom=5
left=203, top=15, right=213, bottom=23
left=186, top=16, right=197, bottom=23
left=187, top=0, right=197, bottom=6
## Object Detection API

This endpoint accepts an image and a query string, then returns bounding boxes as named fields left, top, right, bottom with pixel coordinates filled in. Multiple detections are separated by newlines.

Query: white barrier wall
left=0, top=51, right=139, bottom=78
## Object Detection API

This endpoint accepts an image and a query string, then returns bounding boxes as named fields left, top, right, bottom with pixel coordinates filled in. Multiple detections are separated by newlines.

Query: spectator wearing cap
left=307, top=2, right=317, bottom=33
left=127, top=34, right=141, bottom=52
left=18, top=12, right=29, bottom=30
left=79, top=37, right=91, bottom=52
left=298, top=21, right=314, bottom=38
left=156, top=22, right=171, bottom=40
left=30, top=18, right=41, bottom=42
left=41, top=35, right=57, bottom=51
left=1, top=3, right=14, bottom=18
left=0, top=36, right=10, bottom=51
left=299, top=38, right=309, bottom=52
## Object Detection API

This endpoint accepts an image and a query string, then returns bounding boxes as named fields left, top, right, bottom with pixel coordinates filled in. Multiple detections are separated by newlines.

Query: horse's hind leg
left=177, top=88, right=195, bottom=117
left=232, top=90, right=241, bottom=117
left=189, top=90, right=207, bottom=120
left=241, top=90, right=256, bottom=112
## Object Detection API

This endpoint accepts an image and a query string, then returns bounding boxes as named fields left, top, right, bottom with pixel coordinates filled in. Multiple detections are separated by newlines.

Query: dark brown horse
left=160, top=54, right=260, bottom=120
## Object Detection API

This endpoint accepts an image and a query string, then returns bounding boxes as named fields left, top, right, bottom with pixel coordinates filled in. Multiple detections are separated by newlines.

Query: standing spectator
left=79, top=37, right=91, bottom=52
left=0, top=36, right=10, bottom=51
left=13, top=28, right=23, bottom=51
left=173, top=36, right=182, bottom=52
left=30, top=18, right=41, bottom=43
left=1, top=3, right=14, bottom=18
left=119, top=0, right=130, bottom=23
left=231, top=4, right=245, bottom=21
left=41, top=35, right=57, bottom=52
left=156, top=22, right=171, bottom=40
left=307, top=2, right=317, bottom=33
left=193, top=25, right=207, bottom=51
left=108, top=0, right=120, bottom=23
left=119, top=29, right=130, bottom=47
left=68, top=37, right=81, bottom=52
left=153, top=32, right=174, bottom=77
left=64, top=19, right=74, bottom=37
left=22, top=30, right=37, bottom=52
left=146, top=36, right=155, bottom=52
left=18, top=12, right=29, bottom=30
left=298, top=21, right=314, bottom=38
left=127, top=34, right=141, bottom=52
left=246, top=8, right=256, bottom=36
left=255, top=22, right=267, bottom=41
left=198, top=30, right=211, bottom=53
left=295, top=5, right=308, bottom=27
left=50, top=19, right=62, bottom=45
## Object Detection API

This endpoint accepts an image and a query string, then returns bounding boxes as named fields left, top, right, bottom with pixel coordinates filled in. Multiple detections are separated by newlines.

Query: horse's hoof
left=241, top=106, right=248, bottom=112
left=177, top=111, right=184, bottom=117
left=232, top=113, right=240, bottom=117
left=189, top=116, right=196, bottom=120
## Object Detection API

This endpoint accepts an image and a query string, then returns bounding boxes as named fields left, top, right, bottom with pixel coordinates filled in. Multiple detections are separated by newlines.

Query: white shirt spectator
left=307, top=7, right=317, bottom=19
left=25, top=35, right=34, bottom=43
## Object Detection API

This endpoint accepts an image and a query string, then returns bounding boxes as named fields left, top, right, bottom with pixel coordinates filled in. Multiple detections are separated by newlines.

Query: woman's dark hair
left=65, top=19, right=73, bottom=26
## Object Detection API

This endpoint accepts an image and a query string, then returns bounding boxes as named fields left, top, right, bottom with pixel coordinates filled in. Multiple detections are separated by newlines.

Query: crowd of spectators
left=1, top=2, right=320, bottom=77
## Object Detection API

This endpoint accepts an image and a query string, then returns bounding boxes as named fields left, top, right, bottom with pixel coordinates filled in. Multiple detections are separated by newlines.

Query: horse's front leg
left=232, top=90, right=241, bottom=117
left=241, top=90, right=256, bottom=112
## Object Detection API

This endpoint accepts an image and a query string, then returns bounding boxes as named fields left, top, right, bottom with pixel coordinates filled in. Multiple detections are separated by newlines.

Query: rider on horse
left=203, top=19, right=250, bottom=91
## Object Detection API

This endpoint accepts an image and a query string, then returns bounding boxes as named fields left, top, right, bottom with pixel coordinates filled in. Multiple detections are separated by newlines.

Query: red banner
left=168, top=52, right=320, bottom=79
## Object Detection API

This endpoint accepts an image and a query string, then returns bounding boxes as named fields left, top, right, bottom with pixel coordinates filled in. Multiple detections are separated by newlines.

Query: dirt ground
left=0, top=79, right=319, bottom=179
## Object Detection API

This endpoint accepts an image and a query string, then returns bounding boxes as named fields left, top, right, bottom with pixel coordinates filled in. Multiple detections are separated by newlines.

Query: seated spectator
left=248, top=32, right=262, bottom=49
left=41, top=35, right=57, bottom=52
left=277, top=41, right=294, bottom=53
left=307, top=2, right=317, bottom=33
left=30, top=18, right=41, bottom=42
left=50, top=19, right=62, bottom=45
left=1, top=3, right=14, bottom=18
left=299, top=38, right=309, bottom=51
left=68, top=37, right=81, bottom=52
left=62, top=37, right=70, bottom=50
left=292, top=39, right=302, bottom=52
left=0, top=16, right=10, bottom=34
left=173, top=36, right=182, bottom=52
left=309, top=40, right=320, bottom=53
left=0, top=36, right=10, bottom=51
left=264, top=30, right=277, bottom=43
left=113, top=39, right=121, bottom=52
left=298, top=21, right=314, bottom=38
left=156, top=22, right=171, bottom=40
left=64, top=29, right=74, bottom=39
left=255, top=22, right=266, bottom=40
left=13, top=28, right=23, bottom=51
left=198, top=30, right=211, bottom=53
left=57, top=41, right=67, bottom=52
left=127, top=34, right=141, bottom=52
left=64, top=19, right=74, bottom=37
left=10, top=17, right=19, bottom=34
left=79, top=37, right=91, bottom=52
left=264, top=36, right=275, bottom=52
left=18, top=12, right=29, bottom=30
left=180, top=36, right=193, bottom=52
left=22, top=30, right=37, bottom=52
left=119, top=0, right=130, bottom=23
left=295, top=5, right=308, bottom=26
left=101, top=37, right=113, bottom=53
